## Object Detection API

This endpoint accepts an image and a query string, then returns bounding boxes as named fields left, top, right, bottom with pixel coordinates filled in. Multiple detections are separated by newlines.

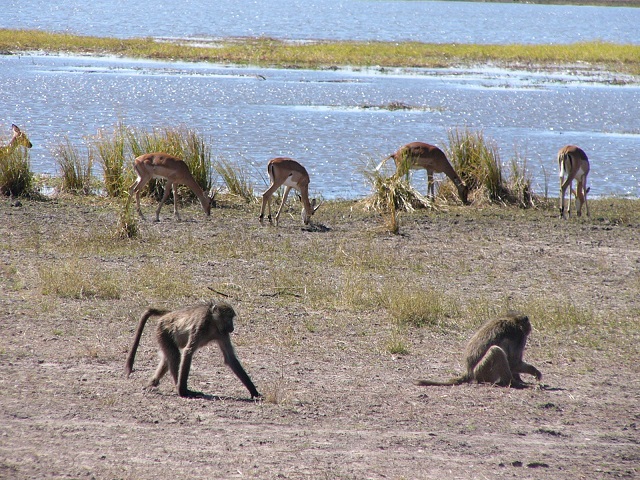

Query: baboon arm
left=517, top=362, right=542, bottom=381
left=218, top=336, right=261, bottom=398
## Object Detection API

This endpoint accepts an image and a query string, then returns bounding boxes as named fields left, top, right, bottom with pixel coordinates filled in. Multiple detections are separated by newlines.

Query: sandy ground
left=0, top=196, right=638, bottom=479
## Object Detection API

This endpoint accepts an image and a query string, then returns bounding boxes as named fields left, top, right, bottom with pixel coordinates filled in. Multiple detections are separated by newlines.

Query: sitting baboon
left=125, top=301, right=261, bottom=398
left=416, top=312, right=542, bottom=388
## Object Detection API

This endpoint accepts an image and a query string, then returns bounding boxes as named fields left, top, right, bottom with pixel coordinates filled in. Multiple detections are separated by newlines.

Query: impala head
left=457, top=183, right=470, bottom=205
left=301, top=198, right=322, bottom=225
left=206, top=188, right=218, bottom=215
left=8, top=124, right=32, bottom=150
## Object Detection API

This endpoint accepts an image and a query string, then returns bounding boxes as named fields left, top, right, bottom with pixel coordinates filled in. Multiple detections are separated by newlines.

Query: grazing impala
left=128, top=152, right=214, bottom=222
left=378, top=142, right=469, bottom=205
left=558, top=145, right=590, bottom=218
left=1, top=124, right=32, bottom=155
left=259, top=157, right=321, bottom=226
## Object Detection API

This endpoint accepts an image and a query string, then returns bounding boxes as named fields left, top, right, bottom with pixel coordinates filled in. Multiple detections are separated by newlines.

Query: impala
left=378, top=142, right=470, bottom=205
left=128, top=152, right=214, bottom=222
left=259, top=157, right=321, bottom=226
left=558, top=145, right=590, bottom=218
left=1, top=124, right=32, bottom=155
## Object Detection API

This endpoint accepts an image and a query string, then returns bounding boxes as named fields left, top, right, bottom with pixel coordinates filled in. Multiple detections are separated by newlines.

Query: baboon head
left=211, top=302, right=236, bottom=334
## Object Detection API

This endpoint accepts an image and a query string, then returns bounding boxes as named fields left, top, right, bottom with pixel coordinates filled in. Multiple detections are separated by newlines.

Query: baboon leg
left=149, top=357, right=168, bottom=387
left=473, top=345, right=513, bottom=386
left=157, top=329, right=181, bottom=386
left=177, top=335, right=202, bottom=398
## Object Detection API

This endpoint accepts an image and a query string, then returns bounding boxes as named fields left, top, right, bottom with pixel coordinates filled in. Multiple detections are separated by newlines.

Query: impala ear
left=11, top=124, right=20, bottom=133
left=312, top=198, right=323, bottom=213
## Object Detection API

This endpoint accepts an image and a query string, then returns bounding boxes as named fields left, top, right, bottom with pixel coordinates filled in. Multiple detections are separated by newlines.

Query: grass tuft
left=386, top=286, right=460, bottom=328
left=0, top=147, right=34, bottom=197
left=214, top=157, right=256, bottom=203
left=52, top=138, right=93, bottom=194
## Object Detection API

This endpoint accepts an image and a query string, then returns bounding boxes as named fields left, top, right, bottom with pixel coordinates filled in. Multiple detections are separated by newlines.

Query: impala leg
left=171, top=183, right=181, bottom=221
left=575, top=180, right=587, bottom=217
left=260, top=183, right=280, bottom=224
left=129, top=177, right=146, bottom=219
left=155, top=181, right=173, bottom=222
left=560, top=176, right=573, bottom=219
left=274, top=186, right=292, bottom=226
left=427, top=171, right=435, bottom=200
left=584, top=185, right=590, bottom=217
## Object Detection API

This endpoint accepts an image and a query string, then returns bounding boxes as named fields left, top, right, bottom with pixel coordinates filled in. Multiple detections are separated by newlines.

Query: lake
left=1, top=1, right=639, bottom=198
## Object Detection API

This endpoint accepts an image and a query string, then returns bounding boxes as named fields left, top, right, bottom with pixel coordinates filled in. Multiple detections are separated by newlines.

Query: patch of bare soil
left=0, top=197, right=638, bottom=479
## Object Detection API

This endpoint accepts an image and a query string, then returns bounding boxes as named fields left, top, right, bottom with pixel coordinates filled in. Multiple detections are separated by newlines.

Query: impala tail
left=375, top=154, right=394, bottom=172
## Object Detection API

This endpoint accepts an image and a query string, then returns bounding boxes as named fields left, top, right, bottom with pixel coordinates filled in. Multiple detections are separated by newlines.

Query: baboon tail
left=414, top=374, right=469, bottom=387
left=124, top=308, right=168, bottom=376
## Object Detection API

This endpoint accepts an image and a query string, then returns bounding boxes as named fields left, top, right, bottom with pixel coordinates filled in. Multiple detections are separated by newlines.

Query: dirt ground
left=0, top=196, right=638, bottom=479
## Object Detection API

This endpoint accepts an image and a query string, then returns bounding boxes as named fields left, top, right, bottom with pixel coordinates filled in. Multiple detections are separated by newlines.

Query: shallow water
left=1, top=54, right=638, bottom=199
left=2, top=1, right=639, bottom=198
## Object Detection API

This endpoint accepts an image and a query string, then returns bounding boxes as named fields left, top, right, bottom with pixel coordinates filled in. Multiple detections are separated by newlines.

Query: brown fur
left=125, top=301, right=261, bottom=398
left=389, top=142, right=469, bottom=205
left=416, top=313, right=542, bottom=388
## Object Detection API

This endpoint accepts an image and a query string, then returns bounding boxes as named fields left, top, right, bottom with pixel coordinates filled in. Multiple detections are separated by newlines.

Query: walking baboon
left=416, top=313, right=542, bottom=388
left=125, top=301, right=261, bottom=398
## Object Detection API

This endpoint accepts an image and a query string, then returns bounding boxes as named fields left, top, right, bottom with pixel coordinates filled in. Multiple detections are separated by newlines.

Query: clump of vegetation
left=384, top=327, right=410, bottom=355
left=386, top=285, right=460, bottom=328
left=38, top=259, right=122, bottom=300
left=362, top=164, right=430, bottom=234
left=116, top=199, right=139, bottom=239
left=53, top=123, right=213, bottom=203
left=214, top=157, right=256, bottom=203
left=0, top=147, right=34, bottom=197
left=93, top=123, right=129, bottom=198
left=126, top=125, right=213, bottom=203
left=443, top=128, right=535, bottom=208
left=52, top=138, right=93, bottom=194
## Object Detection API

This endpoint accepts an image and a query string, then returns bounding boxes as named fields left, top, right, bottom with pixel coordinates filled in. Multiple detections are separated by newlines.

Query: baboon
left=125, top=301, right=261, bottom=398
left=416, top=312, right=542, bottom=388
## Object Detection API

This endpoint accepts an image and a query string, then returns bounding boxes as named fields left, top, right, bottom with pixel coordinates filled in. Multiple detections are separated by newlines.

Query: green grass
left=214, top=157, right=257, bottom=203
left=1, top=29, right=639, bottom=75
left=53, top=138, right=93, bottom=194
left=0, top=147, right=34, bottom=197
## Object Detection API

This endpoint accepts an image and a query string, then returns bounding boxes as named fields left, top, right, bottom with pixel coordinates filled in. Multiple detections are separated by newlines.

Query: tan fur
left=259, top=157, right=321, bottom=226
left=1, top=124, right=32, bottom=155
left=125, top=301, right=260, bottom=398
left=416, top=313, right=542, bottom=388
left=558, top=145, right=590, bottom=218
left=386, top=142, right=469, bottom=205
left=128, top=152, right=214, bottom=222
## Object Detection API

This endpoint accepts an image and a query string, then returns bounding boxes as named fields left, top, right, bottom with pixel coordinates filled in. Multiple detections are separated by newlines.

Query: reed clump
left=52, top=138, right=93, bottom=194
left=51, top=123, right=213, bottom=202
left=443, top=128, right=536, bottom=208
left=0, top=146, right=34, bottom=197
left=214, top=157, right=257, bottom=203
left=362, top=164, right=431, bottom=234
